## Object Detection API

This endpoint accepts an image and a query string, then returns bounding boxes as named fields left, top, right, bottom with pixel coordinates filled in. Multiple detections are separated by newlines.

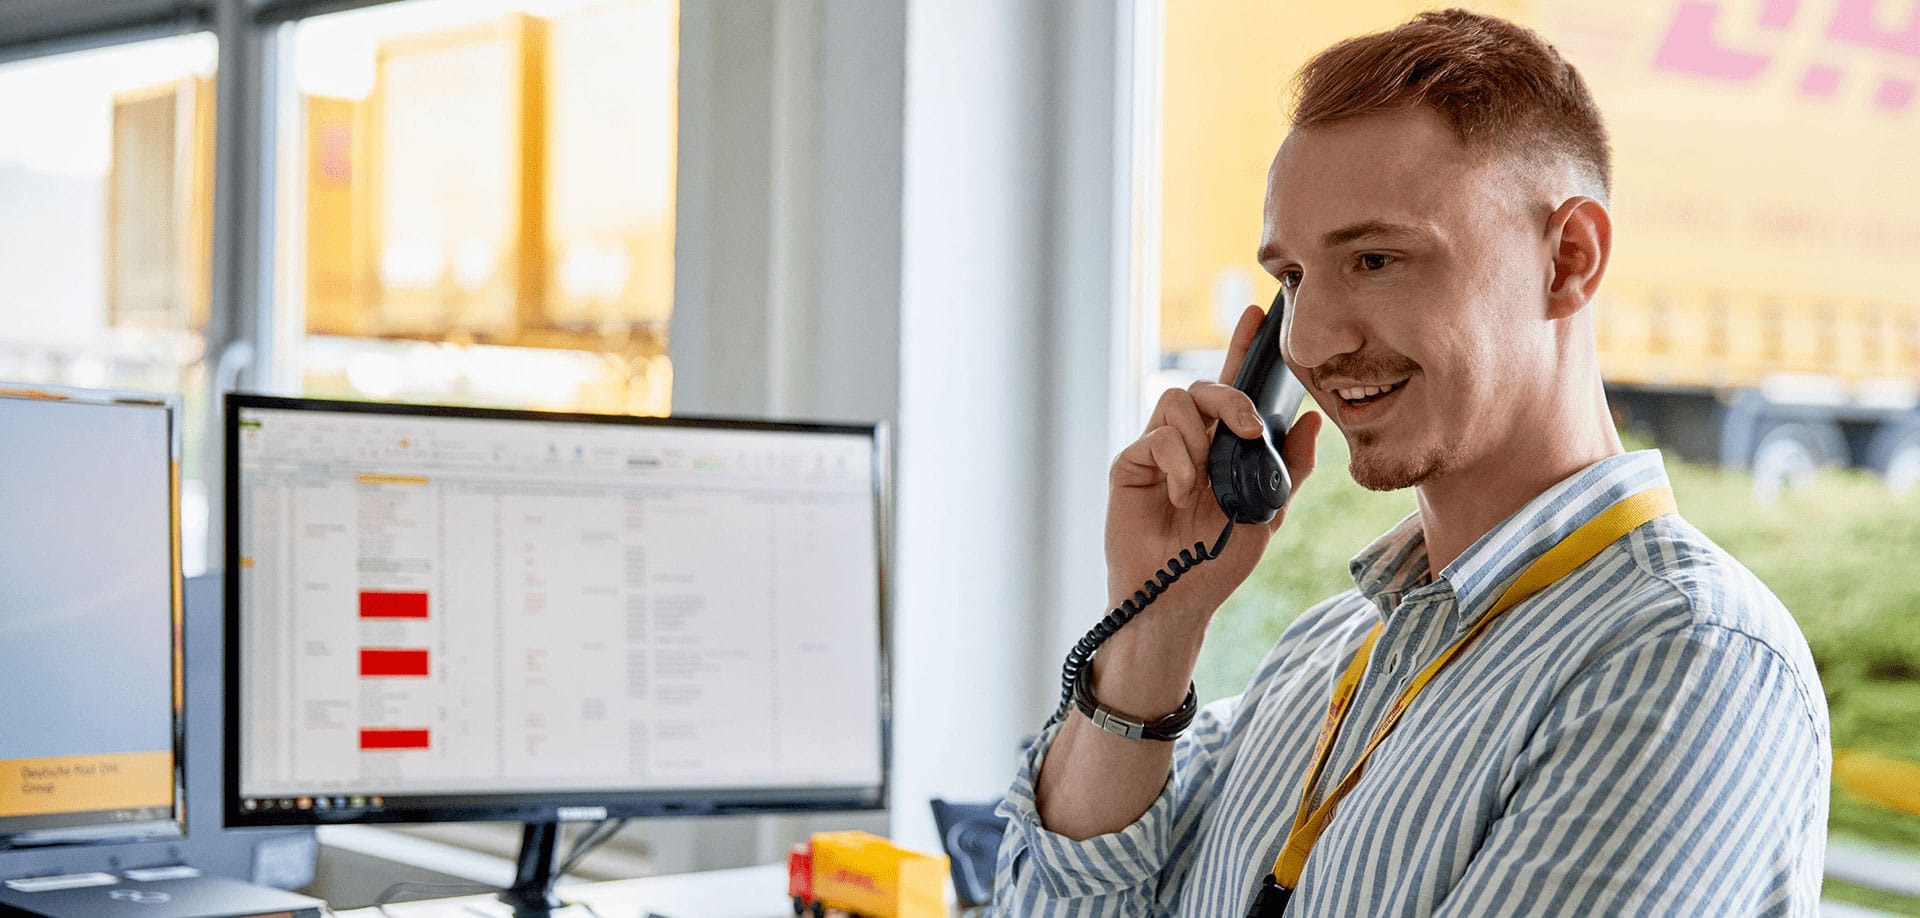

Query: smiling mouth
left=1332, top=379, right=1408, bottom=409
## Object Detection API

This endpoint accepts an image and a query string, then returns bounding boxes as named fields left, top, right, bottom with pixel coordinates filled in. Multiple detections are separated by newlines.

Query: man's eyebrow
left=1258, top=220, right=1428, bottom=265
left=1321, top=220, right=1425, bottom=248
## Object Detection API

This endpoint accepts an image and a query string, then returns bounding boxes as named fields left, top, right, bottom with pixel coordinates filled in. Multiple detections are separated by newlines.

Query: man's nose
left=1283, top=286, right=1365, bottom=371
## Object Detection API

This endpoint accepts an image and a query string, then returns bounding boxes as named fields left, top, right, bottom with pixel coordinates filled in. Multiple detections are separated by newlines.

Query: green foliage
left=1823, top=877, right=1920, bottom=916
left=1195, top=429, right=1920, bottom=858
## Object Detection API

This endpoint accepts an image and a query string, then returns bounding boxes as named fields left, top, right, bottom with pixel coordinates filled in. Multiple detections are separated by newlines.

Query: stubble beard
left=1347, top=428, right=1456, bottom=492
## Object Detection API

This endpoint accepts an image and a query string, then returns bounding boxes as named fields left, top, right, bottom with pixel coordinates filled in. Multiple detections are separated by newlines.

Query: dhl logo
left=830, top=869, right=884, bottom=895
left=1656, top=0, right=1919, bottom=110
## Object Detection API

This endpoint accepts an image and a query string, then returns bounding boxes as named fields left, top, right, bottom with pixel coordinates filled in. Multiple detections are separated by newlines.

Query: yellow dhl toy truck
left=787, top=831, right=948, bottom=918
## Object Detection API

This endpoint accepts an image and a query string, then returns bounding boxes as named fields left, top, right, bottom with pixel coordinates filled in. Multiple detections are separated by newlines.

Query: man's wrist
left=1088, top=616, right=1207, bottom=719
left=1074, top=665, right=1197, bottom=741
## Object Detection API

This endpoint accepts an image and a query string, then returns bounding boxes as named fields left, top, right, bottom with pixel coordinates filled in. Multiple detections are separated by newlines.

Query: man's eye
left=1279, top=270, right=1303, bottom=290
left=1358, top=253, right=1394, bottom=271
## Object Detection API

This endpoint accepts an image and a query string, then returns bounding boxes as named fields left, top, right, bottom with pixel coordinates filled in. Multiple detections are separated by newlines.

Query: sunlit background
left=0, top=0, right=1914, bottom=911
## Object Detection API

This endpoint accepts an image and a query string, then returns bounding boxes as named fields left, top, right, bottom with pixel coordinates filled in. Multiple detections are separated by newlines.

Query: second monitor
left=224, top=394, right=888, bottom=839
left=0, top=389, right=178, bottom=851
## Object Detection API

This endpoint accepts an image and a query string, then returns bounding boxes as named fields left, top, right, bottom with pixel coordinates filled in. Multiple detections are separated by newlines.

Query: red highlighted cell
left=359, top=591, right=429, bottom=619
left=359, top=728, right=431, bottom=751
left=359, top=648, right=430, bottom=677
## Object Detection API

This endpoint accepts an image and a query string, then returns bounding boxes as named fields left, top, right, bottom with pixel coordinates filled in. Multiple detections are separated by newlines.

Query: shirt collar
left=1347, top=511, right=1432, bottom=616
left=1348, top=450, right=1672, bottom=631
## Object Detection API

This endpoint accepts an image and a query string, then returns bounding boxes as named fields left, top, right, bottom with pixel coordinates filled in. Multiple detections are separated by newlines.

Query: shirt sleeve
left=991, top=692, right=1243, bottom=916
left=1433, top=623, right=1831, bottom=917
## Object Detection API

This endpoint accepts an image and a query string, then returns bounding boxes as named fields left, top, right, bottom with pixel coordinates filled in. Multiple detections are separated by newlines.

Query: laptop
left=0, top=874, right=323, bottom=918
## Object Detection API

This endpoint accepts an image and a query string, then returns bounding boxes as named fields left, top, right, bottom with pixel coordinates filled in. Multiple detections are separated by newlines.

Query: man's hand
left=1095, top=304, right=1323, bottom=716
left=1036, top=304, right=1321, bottom=841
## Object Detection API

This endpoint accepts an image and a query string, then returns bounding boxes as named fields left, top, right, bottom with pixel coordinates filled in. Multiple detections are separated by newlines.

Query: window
left=276, top=0, right=677, bottom=415
left=1148, top=0, right=1920, bottom=901
left=0, top=33, right=219, bottom=573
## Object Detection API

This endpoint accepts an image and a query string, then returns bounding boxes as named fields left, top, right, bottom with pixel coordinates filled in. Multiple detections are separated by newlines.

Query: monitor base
left=498, top=821, right=566, bottom=918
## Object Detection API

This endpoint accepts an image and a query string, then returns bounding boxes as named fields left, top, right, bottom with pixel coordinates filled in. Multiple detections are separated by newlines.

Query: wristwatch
left=1070, top=663, right=1198, bottom=742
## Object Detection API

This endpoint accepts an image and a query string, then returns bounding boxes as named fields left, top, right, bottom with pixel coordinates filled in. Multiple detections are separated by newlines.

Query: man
left=996, top=10, right=1829, bottom=916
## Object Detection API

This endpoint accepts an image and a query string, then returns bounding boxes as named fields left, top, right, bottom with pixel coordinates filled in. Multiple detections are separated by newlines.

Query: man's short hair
left=1292, top=8, right=1611, bottom=201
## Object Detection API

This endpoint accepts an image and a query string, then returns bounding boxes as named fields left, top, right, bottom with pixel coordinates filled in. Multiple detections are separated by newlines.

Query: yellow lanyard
left=1269, top=486, right=1677, bottom=890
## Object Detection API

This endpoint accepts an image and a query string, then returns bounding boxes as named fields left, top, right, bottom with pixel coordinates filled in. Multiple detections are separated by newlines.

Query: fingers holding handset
left=1116, top=300, right=1323, bottom=531
left=1218, top=303, right=1266, bottom=386
left=1103, top=300, right=1327, bottom=634
left=1218, top=301, right=1323, bottom=533
left=1117, top=382, right=1265, bottom=506
left=1271, top=411, right=1324, bottom=532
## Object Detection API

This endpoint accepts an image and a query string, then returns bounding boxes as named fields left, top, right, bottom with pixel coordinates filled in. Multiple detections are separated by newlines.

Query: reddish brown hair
left=1292, top=8, right=1611, bottom=199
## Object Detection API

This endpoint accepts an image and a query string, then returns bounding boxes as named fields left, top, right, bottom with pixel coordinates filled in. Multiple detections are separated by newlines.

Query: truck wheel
left=1751, top=421, right=1838, bottom=503
left=810, top=902, right=826, bottom=918
left=1868, top=423, right=1920, bottom=495
left=792, top=896, right=806, bottom=916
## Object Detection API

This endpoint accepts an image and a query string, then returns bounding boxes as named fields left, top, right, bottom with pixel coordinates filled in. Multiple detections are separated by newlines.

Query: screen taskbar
left=233, top=783, right=885, bottom=826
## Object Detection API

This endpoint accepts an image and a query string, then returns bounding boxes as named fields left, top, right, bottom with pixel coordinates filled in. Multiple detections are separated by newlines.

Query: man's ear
left=1544, top=196, right=1611, bottom=320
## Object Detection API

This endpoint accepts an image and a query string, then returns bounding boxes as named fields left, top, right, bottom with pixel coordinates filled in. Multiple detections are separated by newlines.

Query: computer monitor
left=224, top=394, right=889, bottom=912
left=0, top=387, right=180, bottom=849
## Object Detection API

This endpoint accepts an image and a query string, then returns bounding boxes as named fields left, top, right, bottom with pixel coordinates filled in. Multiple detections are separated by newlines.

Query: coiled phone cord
left=1052, top=518, right=1237, bottom=722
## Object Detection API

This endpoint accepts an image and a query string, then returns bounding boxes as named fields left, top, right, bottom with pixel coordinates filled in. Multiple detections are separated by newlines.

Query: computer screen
left=225, top=395, right=888, bottom=827
left=0, top=389, right=180, bottom=846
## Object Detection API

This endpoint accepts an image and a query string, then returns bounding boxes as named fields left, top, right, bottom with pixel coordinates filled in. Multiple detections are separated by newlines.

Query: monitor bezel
left=0, top=385, right=184, bottom=849
left=221, top=393, right=892, bottom=829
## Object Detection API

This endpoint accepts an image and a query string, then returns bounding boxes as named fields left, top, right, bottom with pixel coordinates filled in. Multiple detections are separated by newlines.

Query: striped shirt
left=996, top=451, right=1830, bottom=916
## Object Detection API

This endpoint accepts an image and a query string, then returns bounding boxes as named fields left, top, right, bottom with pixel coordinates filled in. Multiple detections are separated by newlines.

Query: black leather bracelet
left=1070, top=663, right=1198, bottom=742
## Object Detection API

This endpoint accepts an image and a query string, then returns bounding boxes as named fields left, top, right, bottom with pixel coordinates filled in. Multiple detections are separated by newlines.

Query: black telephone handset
left=1209, top=288, right=1309, bottom=525
left=1053, top=287, right=1310, bottom=728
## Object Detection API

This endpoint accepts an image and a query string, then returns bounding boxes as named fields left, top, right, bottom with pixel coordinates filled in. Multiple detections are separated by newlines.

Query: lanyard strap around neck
left=1269, top=486, right=1677, bottom=890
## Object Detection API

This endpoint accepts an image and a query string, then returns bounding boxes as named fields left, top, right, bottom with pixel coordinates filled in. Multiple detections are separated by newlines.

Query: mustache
left=1309, top=351, right=1421, bottom=388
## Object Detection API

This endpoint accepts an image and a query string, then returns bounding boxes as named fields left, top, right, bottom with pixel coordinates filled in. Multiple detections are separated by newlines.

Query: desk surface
left=334, top=863, right=792, bottom=918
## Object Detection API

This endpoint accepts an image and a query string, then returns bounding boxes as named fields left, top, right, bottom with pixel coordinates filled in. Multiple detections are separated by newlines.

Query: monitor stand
left=498, top=822, right=566, bottom=918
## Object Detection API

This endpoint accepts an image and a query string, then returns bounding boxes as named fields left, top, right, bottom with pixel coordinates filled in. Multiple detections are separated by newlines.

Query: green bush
left=1195, top=431, right=1920, bottom=854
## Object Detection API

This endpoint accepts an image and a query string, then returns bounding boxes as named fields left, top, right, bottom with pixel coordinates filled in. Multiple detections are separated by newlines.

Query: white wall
left=893, top=0, right=1056, bottom=849
left=672, top=0, right=904, bottom=425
